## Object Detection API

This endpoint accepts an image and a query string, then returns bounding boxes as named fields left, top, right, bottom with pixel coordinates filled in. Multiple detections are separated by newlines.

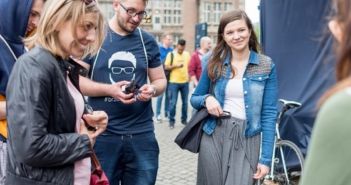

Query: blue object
left=260, top=0, right=336, bottom=158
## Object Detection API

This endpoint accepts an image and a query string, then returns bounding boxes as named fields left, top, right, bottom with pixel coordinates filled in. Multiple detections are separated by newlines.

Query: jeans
left=94, top=131, right=159, bottom=185
left=168, top=82, right=189, bottom=125
left=156, top=86, right=169, bottom=117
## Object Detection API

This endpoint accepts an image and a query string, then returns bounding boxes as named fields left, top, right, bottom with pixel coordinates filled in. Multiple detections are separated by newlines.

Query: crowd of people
left=0, top=0, right=349, bottom=184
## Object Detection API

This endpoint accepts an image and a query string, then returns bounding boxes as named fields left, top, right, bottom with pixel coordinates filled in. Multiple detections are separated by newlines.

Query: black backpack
left=164, top=52, right=174, bottom=81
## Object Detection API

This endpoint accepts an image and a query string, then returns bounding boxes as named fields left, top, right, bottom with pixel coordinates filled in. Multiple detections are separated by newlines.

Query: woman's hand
left=253, top=163, right=270, bottom=180
left=80, top=111, right=108, bottom=146
left=205, top=96, right=223, bottom=117
left=80, top=121, right=96, bottom=146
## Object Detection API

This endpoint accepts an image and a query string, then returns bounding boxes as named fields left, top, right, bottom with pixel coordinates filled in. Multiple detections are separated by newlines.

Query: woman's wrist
left=203, top=94, right=212, bottom=107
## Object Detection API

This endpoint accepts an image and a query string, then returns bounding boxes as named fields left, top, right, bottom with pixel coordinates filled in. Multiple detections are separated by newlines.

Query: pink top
left=66, top=76, right=91, bottom=185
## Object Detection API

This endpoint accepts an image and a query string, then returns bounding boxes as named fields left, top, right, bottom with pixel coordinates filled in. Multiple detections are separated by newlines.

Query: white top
left=223, top=76, right=247, bottom=120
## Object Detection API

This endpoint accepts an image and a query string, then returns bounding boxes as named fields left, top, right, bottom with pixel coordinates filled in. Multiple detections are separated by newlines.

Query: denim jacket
left=190, top=50, right=278, bottom=166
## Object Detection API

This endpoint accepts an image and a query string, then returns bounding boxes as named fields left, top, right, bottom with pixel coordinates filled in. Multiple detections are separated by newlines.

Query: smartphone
left=219, top=111, right=231, bottom=118
left=124, top=80, right=137, bottom=94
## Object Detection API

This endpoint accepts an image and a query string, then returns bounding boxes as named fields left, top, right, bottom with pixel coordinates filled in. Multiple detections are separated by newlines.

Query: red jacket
left=188, top=50, right=202, bottom=81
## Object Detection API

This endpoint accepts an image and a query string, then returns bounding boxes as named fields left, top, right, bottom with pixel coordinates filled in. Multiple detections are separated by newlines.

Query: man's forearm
left=0, top=101, right=6, bottom=120
left=79, top=76, right=113, bottom=97
left=150, top=78, right=167, bottom=97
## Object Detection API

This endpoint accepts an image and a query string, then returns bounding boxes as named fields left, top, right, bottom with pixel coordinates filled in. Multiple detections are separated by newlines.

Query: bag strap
left=90, top=145, right=103, bottom=170
left=170, top=52, right=174, bottom=65
left=138, top=27, right=149, bottom=78
left=0, top=34, right=18, bottom=60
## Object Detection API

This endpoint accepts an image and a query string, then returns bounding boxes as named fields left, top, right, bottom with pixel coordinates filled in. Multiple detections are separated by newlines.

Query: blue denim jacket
left=190, top=51, right=278, bottom=166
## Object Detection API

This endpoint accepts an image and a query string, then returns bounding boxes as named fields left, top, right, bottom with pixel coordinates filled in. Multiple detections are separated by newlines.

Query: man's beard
left=25, top=27, right=37, bottom=38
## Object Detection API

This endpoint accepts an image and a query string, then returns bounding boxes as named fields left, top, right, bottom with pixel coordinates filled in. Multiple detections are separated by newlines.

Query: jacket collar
left=223, top=50, right=260, bottom=66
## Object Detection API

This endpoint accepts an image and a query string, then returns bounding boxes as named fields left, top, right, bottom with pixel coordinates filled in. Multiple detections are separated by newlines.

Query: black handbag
left=164, top=52, right=174, bottom=81
left=174, top=108, right=209, bottom=153
left=174, top=82, right=214, bottom=153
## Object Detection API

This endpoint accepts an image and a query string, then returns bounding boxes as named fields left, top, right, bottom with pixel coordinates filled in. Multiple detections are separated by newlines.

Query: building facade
left=99, top=0, right=245, bottom=52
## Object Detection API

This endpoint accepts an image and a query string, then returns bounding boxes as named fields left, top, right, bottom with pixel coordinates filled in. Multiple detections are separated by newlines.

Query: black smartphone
left=219, top=111, right=231, bottom=118
left=124, top=80, right=138, bottom=94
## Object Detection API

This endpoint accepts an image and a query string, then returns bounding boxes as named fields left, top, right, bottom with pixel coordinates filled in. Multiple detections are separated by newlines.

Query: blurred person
left=299, top=0, right=351, bottom=184
left=0, top=0, right=45, bottom=183
left=82, top=0, right=167, bottom=184
left=190, top=10, right=278, bottom=185
left=159, top=33, right=173, bottom=62
left=189, top=36, right=212, bottom=87
left=5, top=0, right=108, bottom=184
left=165, top=39, right=191, bottom=128
left=156, top=33, right=173, bottom=122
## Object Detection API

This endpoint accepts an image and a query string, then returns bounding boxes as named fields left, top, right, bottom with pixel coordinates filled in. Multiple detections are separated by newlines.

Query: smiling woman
left=190, top=9, right=278, bottom=185
left=5, top=0, right=109, bottom=184
left=25, top=0, right=105, bottom=59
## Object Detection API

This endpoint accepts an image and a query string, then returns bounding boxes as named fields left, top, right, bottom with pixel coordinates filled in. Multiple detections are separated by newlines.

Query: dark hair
left=177, top=39, right=186, bottom=46
left=208, top=10, right=260, bottom=81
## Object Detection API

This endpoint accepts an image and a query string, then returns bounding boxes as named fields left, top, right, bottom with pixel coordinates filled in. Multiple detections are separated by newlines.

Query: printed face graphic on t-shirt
left=108, top=51, right=137, bottom=83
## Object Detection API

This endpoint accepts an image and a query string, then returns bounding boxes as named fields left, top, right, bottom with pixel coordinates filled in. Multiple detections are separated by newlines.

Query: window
left=162, top=0, right=181, bottom=25
left=213, top=2, right=222, bottom=23
left=155, top=17, right=160, bottom=24
left=200, top=2, right=211, bottom=23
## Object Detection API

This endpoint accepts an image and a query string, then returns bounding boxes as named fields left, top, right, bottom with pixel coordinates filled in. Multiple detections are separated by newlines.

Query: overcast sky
left=245, top=0, right=260, bottom=23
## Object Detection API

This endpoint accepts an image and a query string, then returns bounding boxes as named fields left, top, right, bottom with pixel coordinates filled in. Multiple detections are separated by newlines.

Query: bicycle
left=261, top=99, right=304, bottom=185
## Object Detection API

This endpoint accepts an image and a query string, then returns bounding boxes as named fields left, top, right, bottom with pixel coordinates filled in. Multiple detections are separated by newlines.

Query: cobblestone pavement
left=154, top=120, right=197, bottom=185
left=152, top=97, right=198, bottom=185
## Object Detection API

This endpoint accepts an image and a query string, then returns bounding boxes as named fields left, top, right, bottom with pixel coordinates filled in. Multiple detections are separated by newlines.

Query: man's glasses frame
left=111, top=67, right=135, bottom=75
left=81, top=0, right=95, bottom=5
left=119, top=3, right=147, bottom=18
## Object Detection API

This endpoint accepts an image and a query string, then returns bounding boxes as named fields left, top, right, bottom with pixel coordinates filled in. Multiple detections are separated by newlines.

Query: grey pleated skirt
left=197, top=116, right=261, bottom=185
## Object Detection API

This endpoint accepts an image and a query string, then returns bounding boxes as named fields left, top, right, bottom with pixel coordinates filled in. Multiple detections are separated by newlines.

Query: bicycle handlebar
left=279, top=99, right=302, bottom=111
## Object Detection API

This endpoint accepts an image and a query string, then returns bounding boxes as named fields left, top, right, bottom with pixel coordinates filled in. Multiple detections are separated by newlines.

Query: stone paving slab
left=154, top=120, right=197, bottom=185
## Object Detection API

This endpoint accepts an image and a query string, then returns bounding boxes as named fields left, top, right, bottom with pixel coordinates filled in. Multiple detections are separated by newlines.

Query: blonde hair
left=25, top=0, right=105, bottom=59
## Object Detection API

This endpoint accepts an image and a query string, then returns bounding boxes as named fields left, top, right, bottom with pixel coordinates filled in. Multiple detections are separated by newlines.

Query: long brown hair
left=334, top=0, right=351, bottom=81
left=319, top=0, right=351, bottom=105
left=208, top=10, right=260, bottom=81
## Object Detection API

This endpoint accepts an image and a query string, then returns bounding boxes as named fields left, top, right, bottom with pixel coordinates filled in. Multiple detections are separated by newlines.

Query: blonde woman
left=5, top=0, right=108, bottom=184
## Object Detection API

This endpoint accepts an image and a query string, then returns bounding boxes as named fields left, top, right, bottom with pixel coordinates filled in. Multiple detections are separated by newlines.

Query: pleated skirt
left=197, top=116, right=261, bottom=185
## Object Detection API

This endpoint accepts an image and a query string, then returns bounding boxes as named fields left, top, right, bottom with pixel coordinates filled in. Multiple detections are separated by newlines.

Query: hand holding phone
left=124, top=80, right=139, bottom=94
left=83, top=104, right=97, bottom=131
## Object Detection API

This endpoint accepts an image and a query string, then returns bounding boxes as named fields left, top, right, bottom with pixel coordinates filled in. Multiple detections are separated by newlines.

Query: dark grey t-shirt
left=87, top=27, right=161, bottom=134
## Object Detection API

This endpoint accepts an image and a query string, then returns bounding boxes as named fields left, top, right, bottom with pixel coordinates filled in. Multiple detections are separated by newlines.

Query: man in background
left=164, top=39, right=190, bottom=129
left=189, top=36, right=212, bottom=87
left=156, top=33, right=173, bottom=122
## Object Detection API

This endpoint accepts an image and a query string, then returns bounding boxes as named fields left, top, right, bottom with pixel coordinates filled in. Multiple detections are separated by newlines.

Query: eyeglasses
left=119, top=3, right=147, bottom=18
left=111, top=67, right=135, bottom=74
left=81, top=0, right=95, bottom=5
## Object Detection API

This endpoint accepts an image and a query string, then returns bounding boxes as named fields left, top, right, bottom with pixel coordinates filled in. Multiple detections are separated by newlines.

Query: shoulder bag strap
left=170, top=52, right=174, bottom=65
left=138, top=28, right=149, bottom=78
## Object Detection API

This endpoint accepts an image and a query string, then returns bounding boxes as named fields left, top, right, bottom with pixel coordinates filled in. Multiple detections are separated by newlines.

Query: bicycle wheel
left=271, top=140, right=304, bottom=185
